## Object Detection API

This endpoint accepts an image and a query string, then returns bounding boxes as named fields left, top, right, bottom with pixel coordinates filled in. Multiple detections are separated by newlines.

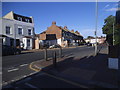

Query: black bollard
left=53, top=51, right=57, bottom=68
left=44, top=48, right=47, bottom=61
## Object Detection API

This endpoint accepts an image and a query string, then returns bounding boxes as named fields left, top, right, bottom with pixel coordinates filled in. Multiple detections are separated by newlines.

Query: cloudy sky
left=2, top=2, right=118, bottom=38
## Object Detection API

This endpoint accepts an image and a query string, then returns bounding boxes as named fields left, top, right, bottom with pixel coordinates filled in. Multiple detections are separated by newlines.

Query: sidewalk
left=30, top=48, right=119, bottom=88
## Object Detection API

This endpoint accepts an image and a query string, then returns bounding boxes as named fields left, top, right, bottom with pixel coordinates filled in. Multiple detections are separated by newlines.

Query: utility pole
left=95, top=0, right=98, bottom=55
left=113, top=22, right=115, bottom=46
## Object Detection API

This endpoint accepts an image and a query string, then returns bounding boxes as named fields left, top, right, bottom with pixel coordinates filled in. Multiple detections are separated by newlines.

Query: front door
left=10, top=39, right=14, bottom=47
left=16, top=39, right=20, bottom=48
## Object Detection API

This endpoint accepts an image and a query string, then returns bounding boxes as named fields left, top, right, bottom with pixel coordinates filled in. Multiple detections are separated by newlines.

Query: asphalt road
left=2, top=45, right=107, bottom=86
left=3, top=71, right=85, bottom=89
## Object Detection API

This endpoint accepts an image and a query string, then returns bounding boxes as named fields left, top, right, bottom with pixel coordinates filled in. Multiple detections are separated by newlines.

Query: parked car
left=85, top=42, right=92, bottom=46
left=49, top=44, right=61, bottom=49
left=2, top=45, right=21, bottom=56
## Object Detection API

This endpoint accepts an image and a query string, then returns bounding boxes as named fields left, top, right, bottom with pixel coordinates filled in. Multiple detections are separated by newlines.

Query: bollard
left=59, top=47, right=62, bottom=58
left=53, top=51, right=57, bottom=68
left=44, top=48, right=47, bottom=61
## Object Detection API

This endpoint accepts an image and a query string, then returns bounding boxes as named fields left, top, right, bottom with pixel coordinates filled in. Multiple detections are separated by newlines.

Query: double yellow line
left=29, top=62, right=41, bottom=72
left=29, top=62, right=88, bottom=88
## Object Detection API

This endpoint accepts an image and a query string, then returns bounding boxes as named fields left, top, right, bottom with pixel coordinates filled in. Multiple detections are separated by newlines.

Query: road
left=2, top=45, right=107, bottom=86
left=3, top=71, right=86, bottom=88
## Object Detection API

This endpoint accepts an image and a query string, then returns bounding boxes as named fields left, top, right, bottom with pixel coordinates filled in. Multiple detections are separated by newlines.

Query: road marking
left=25, top=83, right=38, bottom=88
left=28, top=72, right=38, bottom=76
left=29, top=62, right=41, bottom=72
left=45, top=72, right=88, bottom=88
left=8, top=68, right=19, bottom=72
left=20, top=64, right=28, bottom=67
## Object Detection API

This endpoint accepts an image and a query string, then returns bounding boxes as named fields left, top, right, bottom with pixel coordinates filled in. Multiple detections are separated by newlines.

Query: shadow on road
left=41, top=53, right=118, bottom=88
left=2, top=52, right=118, bottom=88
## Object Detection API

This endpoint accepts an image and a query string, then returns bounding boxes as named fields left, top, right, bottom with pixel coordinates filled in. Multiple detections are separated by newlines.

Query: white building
left=0, top=11, right=35, bottom=50
left=85, top=37, right=106, bottom=45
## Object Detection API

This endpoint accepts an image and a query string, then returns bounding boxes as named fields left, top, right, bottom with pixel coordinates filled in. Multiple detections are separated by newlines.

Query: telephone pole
left=95, top=0, right=98, bottom=56
left=113, top=22, right=115, bottom=46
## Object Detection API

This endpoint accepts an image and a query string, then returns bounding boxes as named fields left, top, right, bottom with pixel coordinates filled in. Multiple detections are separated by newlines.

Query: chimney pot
left=52, top=21, right=56, bottom=25
left=71, top=29, right=74, bottom=32
left=64, top=26, right=67, bottom=29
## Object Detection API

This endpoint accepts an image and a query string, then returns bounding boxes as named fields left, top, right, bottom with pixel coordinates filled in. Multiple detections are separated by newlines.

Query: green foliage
left=102, top=15, right=115, bottom=34
left=102, top=15, right=120, bottom=45
left=87, top=36, right=95, bottom=39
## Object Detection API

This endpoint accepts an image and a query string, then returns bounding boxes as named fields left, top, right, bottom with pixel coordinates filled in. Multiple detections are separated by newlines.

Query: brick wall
left=39, top=22, right=62, bottom=40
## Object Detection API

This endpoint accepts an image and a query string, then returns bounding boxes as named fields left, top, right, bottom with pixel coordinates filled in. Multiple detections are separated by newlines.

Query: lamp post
left=95, top=0, right=98, bottom=56
left=113, top=22, right=115, bottom=46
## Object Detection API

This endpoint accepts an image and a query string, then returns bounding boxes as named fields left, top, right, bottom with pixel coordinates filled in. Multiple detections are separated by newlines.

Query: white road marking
left=8, top=68, right=19, bottom=72
left=25, top=83, right=38, bottom=88
left=23, top=75, right=27, bottom=78
left=29, top=72, right=38, bottom=76
left=20, top=64, right=28, bottom=67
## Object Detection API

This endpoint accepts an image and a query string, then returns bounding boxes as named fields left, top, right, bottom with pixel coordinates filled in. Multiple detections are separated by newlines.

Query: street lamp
left=95, top=0, right=98, bottom=56
left=112, top=8, right=116, bottom=46
left=113, top=22, right=115, bottom=46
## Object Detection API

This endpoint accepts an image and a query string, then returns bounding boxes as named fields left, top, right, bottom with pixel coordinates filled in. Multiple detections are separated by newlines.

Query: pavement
left=29, top=47, right=119, bottom=88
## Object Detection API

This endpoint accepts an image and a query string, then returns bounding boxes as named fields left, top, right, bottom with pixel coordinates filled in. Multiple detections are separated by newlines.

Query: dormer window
left=17, top=17, right=22, bottom=21
left=25, top=18, right=30, bottom=23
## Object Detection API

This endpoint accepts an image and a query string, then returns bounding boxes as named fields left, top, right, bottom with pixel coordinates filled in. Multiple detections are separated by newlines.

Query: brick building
left=37, top=21, right=83, bottom=48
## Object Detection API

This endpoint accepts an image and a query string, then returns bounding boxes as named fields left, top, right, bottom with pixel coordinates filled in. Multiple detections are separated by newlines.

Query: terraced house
left=0, top=11, right=35, bottom=50
left=37, top=21, right=84, bottom=48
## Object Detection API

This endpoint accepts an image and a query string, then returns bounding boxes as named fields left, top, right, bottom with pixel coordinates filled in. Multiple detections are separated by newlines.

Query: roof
left=3, top=11, right=33, bottom=23
left=58, top=26, right=83, bottom=37
left=39, top=22, right=83, bottom=37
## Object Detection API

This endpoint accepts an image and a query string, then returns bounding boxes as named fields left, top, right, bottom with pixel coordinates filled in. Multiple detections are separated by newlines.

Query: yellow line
left=29, top=62, right=88, bottom=88
left=29, top=62, right=41, bottom=72
left=45, top=72, right=88, bottom=88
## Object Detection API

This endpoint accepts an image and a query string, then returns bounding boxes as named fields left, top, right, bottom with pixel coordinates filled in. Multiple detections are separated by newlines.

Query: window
left=25, top=19, right=30, bottom=23
left=6, top=26, right=11, bottom=34
left=18, top=27, right=23, bottom=35
left=28, top=29, right=32, bottom=35
left=17, top=17, right=22, bottom=21
left=27, top=39, right=30, bottom=47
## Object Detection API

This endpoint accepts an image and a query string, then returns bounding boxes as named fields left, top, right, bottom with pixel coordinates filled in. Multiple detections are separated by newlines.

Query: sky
left=2, top=2, right=118, bottom=38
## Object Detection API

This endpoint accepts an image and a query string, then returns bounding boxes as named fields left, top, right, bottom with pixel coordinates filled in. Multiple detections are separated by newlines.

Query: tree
left=102, top=15, right=120, bottom=45
left=87, top=36, right=95, bottom=39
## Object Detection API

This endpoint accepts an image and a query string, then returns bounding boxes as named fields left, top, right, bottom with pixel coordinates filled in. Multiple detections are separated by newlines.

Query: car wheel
left=15, top=50, right=20, bottom=55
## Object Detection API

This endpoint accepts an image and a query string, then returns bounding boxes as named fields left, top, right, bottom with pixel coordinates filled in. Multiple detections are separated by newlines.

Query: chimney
left=75, top=31, right=80, bottom=35
left=71, top=29, right=74, bottom=32
left=52, top=21, right=56, bottom=25
left=64, top=26, right=67, bottom=29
